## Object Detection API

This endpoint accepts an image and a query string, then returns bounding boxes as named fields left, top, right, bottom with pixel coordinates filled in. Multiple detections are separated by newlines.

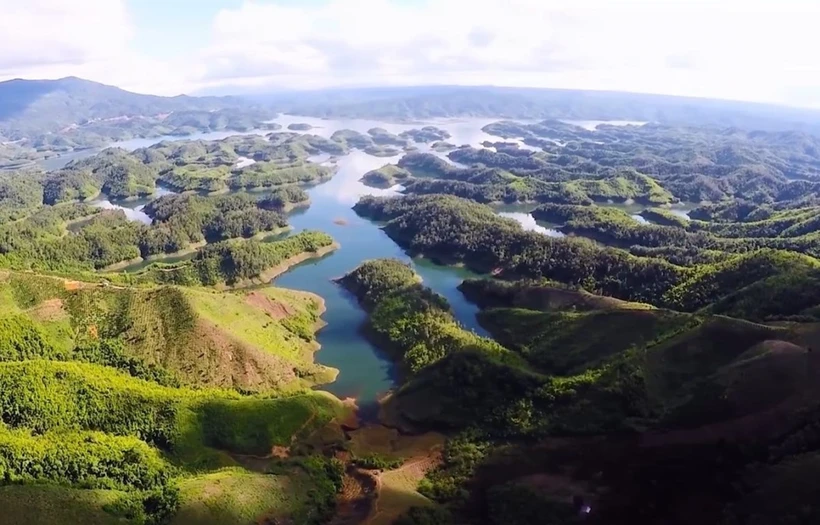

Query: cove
left=66, top=115, right=509, bottom=410
left=51, top=115, right=646, bottom=411
left=272, top=146, right=490, bottom=412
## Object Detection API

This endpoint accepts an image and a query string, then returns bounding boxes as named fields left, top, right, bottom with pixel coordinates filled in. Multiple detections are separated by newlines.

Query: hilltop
left=264, top=85, right=820, bottom=133
left=0, top=77, right=250, bottom=138
left=0, top=271, right=337, bottom=391
left=0, top=77, right=274, bottom=169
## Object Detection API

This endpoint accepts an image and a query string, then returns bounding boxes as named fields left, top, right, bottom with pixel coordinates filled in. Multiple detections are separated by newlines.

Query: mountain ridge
left=0, top=76, right=253, bottom=139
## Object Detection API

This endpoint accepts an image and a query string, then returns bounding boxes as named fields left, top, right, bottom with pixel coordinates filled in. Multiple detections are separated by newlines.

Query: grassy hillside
left=338, top=259, right=820, bottom=442
left=373, top=270, right=820, bottom=524
left=458, top=278, right=654, bottom=312
left=0, top=486, right=128, bottom=525
left=0, top=266, right=352, bottom=524
left=172, top=467, right=327, bottom=525
left=0, top=356, right=346, bottom=522
left=661, top=249, right=820, bottom=314
left=0, top=271, right=336, bottom=391
left=477, top=308, right=694, bottom=375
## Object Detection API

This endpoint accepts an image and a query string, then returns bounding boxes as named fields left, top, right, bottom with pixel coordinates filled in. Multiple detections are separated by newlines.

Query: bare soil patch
left=28, top=298, right=67, bottom=322
left=245, top=291, right=296, bottom=320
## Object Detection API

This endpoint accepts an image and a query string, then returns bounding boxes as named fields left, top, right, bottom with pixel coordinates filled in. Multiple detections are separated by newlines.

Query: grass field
left=173, top=468, right=312, bottom=525
left=0, top=271, right=336, bottom=392
left=369, top=461, right=438, bottom=525
left=346, top=426, right=445, bottom=525
left=0, top=486, right=128, bottom=525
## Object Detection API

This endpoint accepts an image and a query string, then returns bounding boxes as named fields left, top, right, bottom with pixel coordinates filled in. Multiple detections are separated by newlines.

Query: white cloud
left=0, top=0, right=191, bottom=95
left=1, top=0, right=820, bottom=106
left=193, top=0, right=820, bottom=106
left=0, top=0, right=131, bottom=75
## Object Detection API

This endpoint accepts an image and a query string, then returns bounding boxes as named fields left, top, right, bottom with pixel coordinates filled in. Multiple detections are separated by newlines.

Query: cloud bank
left=0, top=0, right=818, bottom=107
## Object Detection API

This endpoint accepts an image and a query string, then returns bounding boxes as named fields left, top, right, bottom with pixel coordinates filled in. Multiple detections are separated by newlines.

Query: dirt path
left=363, top=451, right=442, bottom=525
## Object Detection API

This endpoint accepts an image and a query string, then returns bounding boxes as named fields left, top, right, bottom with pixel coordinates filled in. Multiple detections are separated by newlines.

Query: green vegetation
left=355, top=194, right=820, bottom=319
left=0, top=192, right=293, bottom=271
left=6, top=84, right=820, bottom=524
left=0, top=269, right=335, bottom=391
left=0, top=256, right=348, bottom=524
left=361, top=164, right=412, bottom=187
left=340, top=256, right=820, bottom=524
left=139, top=230, right=335, bottom=286
left=338, top=259, right=522, bottom=373
left=0, top=424, right=171, bottom=490
left=354, top=194, right=686, bottom=304
left=457, top=278, right=653, bottom=312
left=171, top=461, right=342, bottom=525
left=640, top=207, right=690, bottom=227
left=393, top=150, right=674, bottom=205
left=0, top=354, right=344, bottom=522
left=227, top=161, right=334, bottom=190
left=257, top=186, right=309, bottom=211
left=0, top=485, right=128, bottom=525
left=399, top=127, right=452, bottom=143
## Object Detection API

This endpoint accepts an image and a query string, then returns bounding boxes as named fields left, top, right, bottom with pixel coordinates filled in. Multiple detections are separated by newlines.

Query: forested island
left=1, top=81, right=820, bottom=525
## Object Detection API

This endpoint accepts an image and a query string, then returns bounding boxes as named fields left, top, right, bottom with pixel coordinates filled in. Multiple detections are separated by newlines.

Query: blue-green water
left=273, top=147, right=488, bottom=407
left=58, top=115, right=582, bottom=408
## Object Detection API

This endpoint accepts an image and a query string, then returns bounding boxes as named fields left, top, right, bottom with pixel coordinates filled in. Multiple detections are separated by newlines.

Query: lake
left=61, top=115, right=646, bottom=411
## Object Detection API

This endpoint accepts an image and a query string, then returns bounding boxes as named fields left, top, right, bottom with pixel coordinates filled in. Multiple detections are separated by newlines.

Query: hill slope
left=0, top=77, right=248, bottom=138
left=0, top=271, right=336, bottom=391
left=269, top=85, right=820, bottom=133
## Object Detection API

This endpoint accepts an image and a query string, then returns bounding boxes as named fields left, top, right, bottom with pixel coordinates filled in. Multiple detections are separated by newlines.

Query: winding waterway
left=52, top=115, right=662, bottom=410
left=272, top=145, right=490, bottom=409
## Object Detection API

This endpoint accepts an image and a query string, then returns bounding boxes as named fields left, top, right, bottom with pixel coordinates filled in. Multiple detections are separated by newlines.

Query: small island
left=431, top=140, right=456, bottom=152
left=367, top=127, right=409, bottom=147
left=360, top=164, right=411, bottom=187
left=364, top=145, right=402, bottom=158
left=330, top=129, right=375, bottom=149
left=287, top=123, right=314, bottom=131
left=399, top=126, right=452, bottom=143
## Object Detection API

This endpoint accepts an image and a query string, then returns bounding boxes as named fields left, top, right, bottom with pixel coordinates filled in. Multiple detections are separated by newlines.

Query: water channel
left=46, top=115, right=678, bottom=409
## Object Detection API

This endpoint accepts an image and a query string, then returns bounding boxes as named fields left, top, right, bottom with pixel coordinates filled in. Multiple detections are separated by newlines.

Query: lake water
left=495, top=205, right=565, bottom=237
left=56, top=115, right=654, bottom=410
left=273, top=146, right=489, bottom=410
left=64, top=116, right=506, bottom=410
left=90, top=186, right=175, bottom=224
left=564, top=120, right=648, bottom=131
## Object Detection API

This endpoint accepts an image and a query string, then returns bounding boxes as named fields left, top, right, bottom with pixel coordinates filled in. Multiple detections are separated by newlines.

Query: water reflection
left=89, top=185, right=174, bottom=225
left=497, top=211, right=565, bottom=237
left=564, top=119, right=648, bottom=131
left=52, top=116, right=577, bottom=408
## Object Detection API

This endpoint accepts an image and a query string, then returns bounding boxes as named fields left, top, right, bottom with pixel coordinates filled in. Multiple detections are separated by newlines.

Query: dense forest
left=337, top=117, right=820, bottom=524
left=341, top=260, right=820, bottom=524
left=2, top=93, right=820, bottom=524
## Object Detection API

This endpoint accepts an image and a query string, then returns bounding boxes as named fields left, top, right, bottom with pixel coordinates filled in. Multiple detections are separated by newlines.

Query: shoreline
left=218, top=241, right=340, bottom=290
left=101, top=227, right=295, bottom=274
left=101, top=240, right=209, bottom=272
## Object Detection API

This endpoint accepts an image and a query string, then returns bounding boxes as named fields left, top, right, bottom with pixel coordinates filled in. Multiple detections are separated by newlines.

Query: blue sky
left=1, top=0, right=820, bottom=107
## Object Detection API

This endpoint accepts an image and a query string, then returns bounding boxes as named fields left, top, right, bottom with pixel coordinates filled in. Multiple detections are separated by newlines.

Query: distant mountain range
left=4, top=76, right=820, bottom=143
left=0, top=77, right=251, bottom=140
left=258, top=85, right=820, bottom=134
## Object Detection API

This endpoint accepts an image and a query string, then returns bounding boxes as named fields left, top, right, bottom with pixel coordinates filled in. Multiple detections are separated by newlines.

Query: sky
left=1, top=0, right=819, bottom=107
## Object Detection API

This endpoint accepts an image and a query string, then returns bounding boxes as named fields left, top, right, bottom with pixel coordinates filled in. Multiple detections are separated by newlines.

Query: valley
left=1, top=88, right=820, bottom=524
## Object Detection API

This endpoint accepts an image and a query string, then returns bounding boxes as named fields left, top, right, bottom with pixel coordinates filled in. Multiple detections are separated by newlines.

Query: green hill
left=0, top=271, right=336, bottom=391
left=339, top=259, right=820, bottom=442
left=0, top=77, right=253, bottom=138
left=662, top=249, right=820, bottom=318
